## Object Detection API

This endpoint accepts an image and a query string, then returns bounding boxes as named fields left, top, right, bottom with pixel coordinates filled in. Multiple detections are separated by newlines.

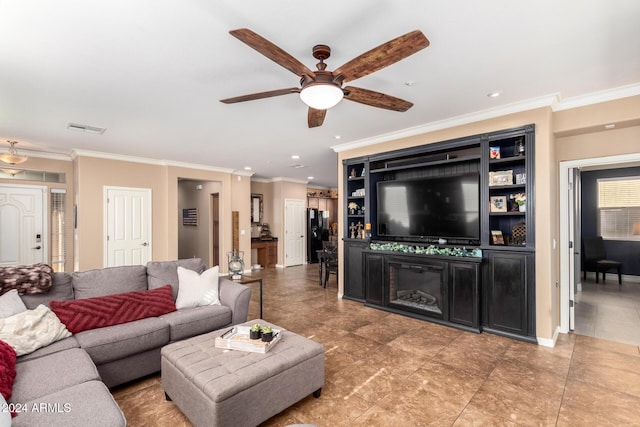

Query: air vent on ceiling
left=67, top=123, right=106, bottom=135
left=288, top=164, right=306, bottom=169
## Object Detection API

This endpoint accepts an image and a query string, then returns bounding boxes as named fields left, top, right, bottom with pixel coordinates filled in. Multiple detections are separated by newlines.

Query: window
left=50, top=189, right=67, bottom=272
left=597, top=177, right=640, bottom=240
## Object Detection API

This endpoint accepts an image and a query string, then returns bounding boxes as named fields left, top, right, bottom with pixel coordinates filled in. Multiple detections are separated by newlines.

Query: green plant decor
left=369, top=242, right=482, bottom=258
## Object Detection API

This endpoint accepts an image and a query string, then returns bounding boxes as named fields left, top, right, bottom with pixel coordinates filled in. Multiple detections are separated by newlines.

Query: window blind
left=50, top=189, right=66, bottom=272
left=597, top=177, right=640, bottom=240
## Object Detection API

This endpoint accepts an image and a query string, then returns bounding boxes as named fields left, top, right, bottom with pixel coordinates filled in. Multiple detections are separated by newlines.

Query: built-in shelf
left=370, top=154, right=481, bottom=174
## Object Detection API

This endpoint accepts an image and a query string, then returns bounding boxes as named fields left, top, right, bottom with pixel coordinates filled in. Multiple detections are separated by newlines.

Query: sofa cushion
left=11, top=380, right=126, bottom=427
left=0, top=263, right=53, bottom=296
left=50, top=285, right=176, bottom=334
left=0, top=340, right=16, bottom=403
left=21, top=272, right=73, bottom=309
left=159, top=304, right=232, bottom=341
left=0, top=305, right=71, bottom=356
left=147, top=258, right=206, bottom=299
left=17, top=336, right=79, bottom=363
left=74, top=317, right=170, bottom=365
left=72, top=265, right=147, bottom=299
left=176, top=265, right=220, bottom=309
left=11, top=348, right=99, bottom=403
left=0, top=290, right=27, bottom=318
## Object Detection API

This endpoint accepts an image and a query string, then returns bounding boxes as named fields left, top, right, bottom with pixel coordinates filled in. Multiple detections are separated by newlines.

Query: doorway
left=0, top=184, right=47, bottom=266
left=560, top=152, right=640, bottom=346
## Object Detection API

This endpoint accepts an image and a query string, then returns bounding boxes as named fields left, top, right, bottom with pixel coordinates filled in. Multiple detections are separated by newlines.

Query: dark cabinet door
left=364, top=252, right=385, bottom=306
left=449, top=261, right=480, bottom=329
left=343, top=240, right=368, bottom=301
left=483, top=251, right=535, bottom=339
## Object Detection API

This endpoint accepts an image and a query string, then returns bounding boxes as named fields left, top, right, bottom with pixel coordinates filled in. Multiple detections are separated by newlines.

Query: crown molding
left=552, top=82, right=640, bottom=111
left=331, top=93, right=558, bottom=153
left=13, top=149, right=71, bottom=162
left=252, top=176, right=309, bottom=185
left=332, top=82, right=640, bottom=153
left=71, top=149, right=236, bottom=173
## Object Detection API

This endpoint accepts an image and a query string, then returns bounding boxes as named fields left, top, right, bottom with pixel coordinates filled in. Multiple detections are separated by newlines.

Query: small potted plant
left=348, top=202, right=359, bottom=215
left=249, top=323, right=262, bottom=340
left=261, top=325, right=273, bottom=342
left=514, top=193, right=526, bottom=212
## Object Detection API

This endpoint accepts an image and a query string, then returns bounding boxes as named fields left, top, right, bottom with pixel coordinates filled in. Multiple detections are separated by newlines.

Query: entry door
left=284, top=199, right=305, bottom=266
left=568, top=168, right=581, bottom=330
left=0, top=184, right=46, bottom=266
left=105, top=187, right=152, bottom=267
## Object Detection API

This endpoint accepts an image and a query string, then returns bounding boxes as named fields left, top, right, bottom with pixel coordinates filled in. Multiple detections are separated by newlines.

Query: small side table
left=234, top=275, right=264, bottom=319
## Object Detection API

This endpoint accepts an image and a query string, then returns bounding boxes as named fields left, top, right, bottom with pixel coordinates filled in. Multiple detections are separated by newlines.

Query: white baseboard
left=537, top=326, right=560, bottom=347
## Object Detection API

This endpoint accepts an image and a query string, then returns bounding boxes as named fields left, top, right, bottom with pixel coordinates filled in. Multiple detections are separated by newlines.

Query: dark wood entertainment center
left=343, top=124, right=536, bottom=343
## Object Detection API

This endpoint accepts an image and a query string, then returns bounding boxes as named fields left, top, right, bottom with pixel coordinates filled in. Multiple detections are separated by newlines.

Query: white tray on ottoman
left=161, top=320, right=324, bottom=427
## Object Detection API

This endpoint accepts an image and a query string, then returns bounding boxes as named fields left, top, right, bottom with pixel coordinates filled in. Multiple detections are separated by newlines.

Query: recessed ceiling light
left=487, top=91, right=502, bottom=98
left=243, top=166, right=252, bottom=170
left=307, top=176, right=314, bottom=180
left=334, top=135, right=341, bottom=140
left=291, top=155, right=300, bottom=159
left=604, top=124, right=616, bottom=129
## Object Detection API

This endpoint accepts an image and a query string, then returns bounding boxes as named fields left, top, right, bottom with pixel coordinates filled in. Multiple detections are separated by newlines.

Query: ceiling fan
left=220, top=28, right=430, bottom=128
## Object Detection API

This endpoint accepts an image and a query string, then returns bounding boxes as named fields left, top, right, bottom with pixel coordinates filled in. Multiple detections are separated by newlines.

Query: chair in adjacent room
left=322, top=241, right=338, bottom=288
left=582, top=236, right=622, bottom=285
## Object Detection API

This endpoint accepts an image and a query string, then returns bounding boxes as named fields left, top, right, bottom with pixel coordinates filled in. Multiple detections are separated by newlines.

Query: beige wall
left=73, top=154, right=249, bottom=273
left=0, top=157, right=74, bottom=272
left=250, top=179, right=307, bottom=266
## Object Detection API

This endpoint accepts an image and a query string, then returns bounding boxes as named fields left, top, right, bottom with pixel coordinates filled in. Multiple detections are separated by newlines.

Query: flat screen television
left=376, top=173, right=480, bottom=242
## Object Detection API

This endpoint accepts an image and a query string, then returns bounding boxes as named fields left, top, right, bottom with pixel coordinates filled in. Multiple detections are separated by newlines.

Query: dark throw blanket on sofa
left=50, top=285, right=177, bottom=333
left=0, top=263, right=53, bottom=296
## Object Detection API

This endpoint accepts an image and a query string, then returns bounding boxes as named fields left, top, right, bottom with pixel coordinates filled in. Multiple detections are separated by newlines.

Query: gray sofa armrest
left=218, top=278, right=251, bottom=325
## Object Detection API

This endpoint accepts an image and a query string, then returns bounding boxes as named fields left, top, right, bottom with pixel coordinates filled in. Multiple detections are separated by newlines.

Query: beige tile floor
left=574, top=274, right=640, bottom=346
left=112, top=265, right=640, bottom=426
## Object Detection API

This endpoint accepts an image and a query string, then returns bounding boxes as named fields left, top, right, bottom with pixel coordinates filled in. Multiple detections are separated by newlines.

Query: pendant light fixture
left=0, top=141, right=28, bottom=165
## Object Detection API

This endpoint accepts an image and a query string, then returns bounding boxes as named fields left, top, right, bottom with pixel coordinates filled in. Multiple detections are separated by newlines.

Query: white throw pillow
left=175, top=265, right=220, bottom=309
left=0, top=289, right=27, bottom=318
left=0, top=304, right=71, bottom=356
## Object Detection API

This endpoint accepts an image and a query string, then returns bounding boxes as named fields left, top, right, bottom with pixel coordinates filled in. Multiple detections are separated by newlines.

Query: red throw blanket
left=0, top=340, right=17, bottom=413
left=50, top=285, right=176, bottom=333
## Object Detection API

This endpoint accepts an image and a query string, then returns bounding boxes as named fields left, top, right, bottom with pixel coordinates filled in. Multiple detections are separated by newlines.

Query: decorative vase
left=349, top=208, right=355, bottom=215
left=519, top=204, right=526, bottom=212
left=261, top=332, right=273, bottom=342
left=249, top=330, right=261, bottom=340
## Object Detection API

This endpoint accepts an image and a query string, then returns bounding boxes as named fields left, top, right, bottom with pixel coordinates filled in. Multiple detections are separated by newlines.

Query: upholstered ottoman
left=161, top=320, right=324, bottom=427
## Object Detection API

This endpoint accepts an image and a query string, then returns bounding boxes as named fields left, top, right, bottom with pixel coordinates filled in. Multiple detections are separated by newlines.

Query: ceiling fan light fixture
left=0, top=141, right=28, bottom=165
left=300, top=84, right=344, bottom=110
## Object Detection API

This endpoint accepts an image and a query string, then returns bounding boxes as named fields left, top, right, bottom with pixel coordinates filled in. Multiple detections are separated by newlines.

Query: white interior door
left=105, top=187, right=152, bottom=267
left=284, top=199, right=305, bottom=267
left=0, top=184, right=46, bottom=266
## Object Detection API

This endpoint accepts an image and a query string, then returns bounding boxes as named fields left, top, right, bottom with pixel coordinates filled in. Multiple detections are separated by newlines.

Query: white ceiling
left=1, top=0, right=639, bottom=188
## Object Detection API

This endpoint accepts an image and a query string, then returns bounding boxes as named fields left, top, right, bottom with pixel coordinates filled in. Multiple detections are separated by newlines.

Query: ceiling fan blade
left=229, top=28, right=314, bottom=77
left=334, top=30, right=430, bottom=82
left=344, top=86, right=413, bottom=112
left=220, top=88, right=300, bottom=104
left=308, top=108, right=326, bottom=128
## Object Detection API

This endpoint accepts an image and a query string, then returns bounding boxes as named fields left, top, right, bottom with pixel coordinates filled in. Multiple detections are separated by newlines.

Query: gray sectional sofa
left=9, top=258, right=251, bottom=427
